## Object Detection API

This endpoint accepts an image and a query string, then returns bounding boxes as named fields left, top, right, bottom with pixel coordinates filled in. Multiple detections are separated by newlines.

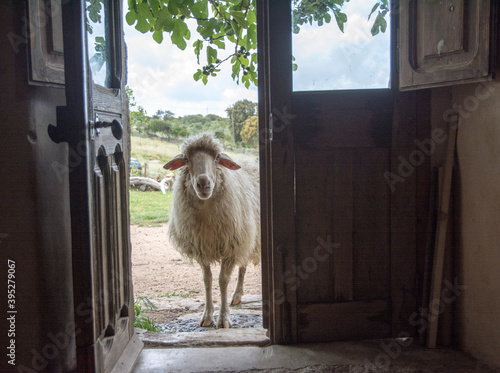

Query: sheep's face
left=164, top=151, right=241, bottom=201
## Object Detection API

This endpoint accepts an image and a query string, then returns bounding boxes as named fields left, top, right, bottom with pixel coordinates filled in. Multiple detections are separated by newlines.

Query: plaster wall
left=446, top=80, right=500, bottom=368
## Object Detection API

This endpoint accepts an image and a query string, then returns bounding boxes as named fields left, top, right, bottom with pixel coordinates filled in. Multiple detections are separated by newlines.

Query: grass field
left=129, top=189, right=173, bottom=226
left=130, top=136, right=181, bottom=180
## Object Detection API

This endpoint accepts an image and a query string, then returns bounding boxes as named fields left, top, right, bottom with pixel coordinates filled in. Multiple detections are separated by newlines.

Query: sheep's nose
left=196, top=176, right=211, bottom=191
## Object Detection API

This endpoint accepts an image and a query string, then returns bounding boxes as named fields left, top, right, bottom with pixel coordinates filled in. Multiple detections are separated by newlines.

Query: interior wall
left=451, top=79, right=500, bottom=368
left=431, top=79, right=500, bottom=368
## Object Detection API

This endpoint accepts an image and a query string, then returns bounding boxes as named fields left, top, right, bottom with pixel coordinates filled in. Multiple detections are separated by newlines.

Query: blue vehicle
left=129, top=157, right=142, bottom=174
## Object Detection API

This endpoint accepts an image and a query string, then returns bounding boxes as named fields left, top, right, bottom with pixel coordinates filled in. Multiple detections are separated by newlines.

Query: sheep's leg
left=200, top=264, right=215, bottom=327
left=230, top=265, right=247, bottom=306
left=217, top=260, right=235, bottom=328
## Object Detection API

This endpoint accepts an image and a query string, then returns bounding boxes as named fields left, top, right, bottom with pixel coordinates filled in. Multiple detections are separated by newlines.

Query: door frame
left=257, top=0, right=297, bottom=344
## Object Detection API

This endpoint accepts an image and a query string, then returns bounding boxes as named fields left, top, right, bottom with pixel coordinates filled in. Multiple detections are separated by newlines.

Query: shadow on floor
left=132, top=338, right=500, bottom=373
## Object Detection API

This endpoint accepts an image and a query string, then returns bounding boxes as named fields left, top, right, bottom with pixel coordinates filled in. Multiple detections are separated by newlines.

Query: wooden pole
left=426, top=117, right=458, bottom=348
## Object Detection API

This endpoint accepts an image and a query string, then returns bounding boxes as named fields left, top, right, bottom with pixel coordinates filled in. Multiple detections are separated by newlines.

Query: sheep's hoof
left=199, top=315, right=215, bottom=327
left=230, top=292, right=243, bottom=306
left=216, top=315, right=231, bottom=329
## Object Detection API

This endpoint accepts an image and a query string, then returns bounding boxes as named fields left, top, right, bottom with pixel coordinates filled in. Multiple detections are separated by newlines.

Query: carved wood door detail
left=57, top=1, right=142, bottom=371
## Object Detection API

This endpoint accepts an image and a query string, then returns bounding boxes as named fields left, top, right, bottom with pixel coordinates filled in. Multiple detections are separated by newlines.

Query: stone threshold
left=136, top=327, right=270, bottom=348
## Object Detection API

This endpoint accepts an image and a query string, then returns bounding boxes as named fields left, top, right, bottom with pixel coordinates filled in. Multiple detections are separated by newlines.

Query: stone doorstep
left=136, top=327, right=270, bottom=348
left=138, top=294, right=268, bottom=348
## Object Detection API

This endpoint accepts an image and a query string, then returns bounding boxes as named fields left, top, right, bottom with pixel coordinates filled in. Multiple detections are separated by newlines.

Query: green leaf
left=171, top=18, right=189, bottom=50
left=152, top=30, right=163, bottom=43
left=148, top=0, right=160, bottom=17
left=198, top=18, right=220, bottom=39
left=136, top=3, right=152, bottom=33
left=231, top=11, right=249, bottom=28
left=193, top=70, right=202, bottom=81
left=370, top=12, right=387, bottom=36
left=128, top=0, right=138, bottom=12
left=232, top=58, right=241, bottom=79
left=211, top=38, right=225, bottom=49
left=333, top=10, right=347, bottom=33
left=156, top=8, right=175, bottom=32
left=125, top=11, right=137, bottom=26
left=368, top=3, right=380, bottom=21
left=239, top=55, right=249, bottom=68
left=206, top=45, right=217, bottom=64
left=190, top=2, right=209, bottom=19
left=193, top=39, right=203, bottom=64
left=167, top=1, right=178, bottom=15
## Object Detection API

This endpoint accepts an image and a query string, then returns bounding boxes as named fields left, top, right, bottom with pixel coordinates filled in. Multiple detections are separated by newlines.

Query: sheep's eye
left=215, top=154, right=220, bottom=163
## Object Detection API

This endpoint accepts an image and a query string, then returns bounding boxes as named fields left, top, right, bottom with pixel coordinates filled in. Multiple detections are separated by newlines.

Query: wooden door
left=258, top=0, right=421, bottom=344
left=57, top=1, right=142, bottom=371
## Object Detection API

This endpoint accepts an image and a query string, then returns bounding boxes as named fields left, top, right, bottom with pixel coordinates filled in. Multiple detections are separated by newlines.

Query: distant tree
left=153, top=109, right=175, bottom=120
left=240, top=115, right=258, bottom=148
left=130, top=105, right=149, bottom=132
left=126, top=86, right=136, bottom=107
left=171, top=125, right=189, bottom=138
left=145, top=118, right=172, bottom=136
left=226, top=99, right=257, bottom=144
left=126, top=86, right=150, bottom=132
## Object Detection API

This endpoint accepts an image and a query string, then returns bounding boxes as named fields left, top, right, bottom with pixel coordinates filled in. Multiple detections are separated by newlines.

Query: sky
left=123, top=16, right=258, bottom=118
left=123, top=1, right=390, bottom=118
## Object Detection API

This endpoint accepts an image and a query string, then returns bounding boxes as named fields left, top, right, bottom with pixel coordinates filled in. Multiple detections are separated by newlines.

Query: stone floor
left=132, top=339, right=500, bottom=373
left=132, top=295, right=500, bottom=372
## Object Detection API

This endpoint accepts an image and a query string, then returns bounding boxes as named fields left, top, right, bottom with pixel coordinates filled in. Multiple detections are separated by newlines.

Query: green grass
left=129, top=189, right=173, bottom=226
left=134, top=296, right=161, bottom=332
left=131, top=136, right=181, bottom=163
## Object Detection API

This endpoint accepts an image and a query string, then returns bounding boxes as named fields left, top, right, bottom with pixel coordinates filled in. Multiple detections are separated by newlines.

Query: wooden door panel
left=297, top=300, right=391, bottom=343
left=293, top=92, right=392, bottom=150
left=295, top=147, right=391, bottom=303
left=291, top=87, right=396, bottom=340
left=332, top=150, right=354, bottom=302
left=352, top=148, right=391, bottom=300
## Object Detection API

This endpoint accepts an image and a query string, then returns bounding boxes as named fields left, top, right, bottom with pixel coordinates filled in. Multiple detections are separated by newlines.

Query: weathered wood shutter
left=399, top=0, right=493, bottom=90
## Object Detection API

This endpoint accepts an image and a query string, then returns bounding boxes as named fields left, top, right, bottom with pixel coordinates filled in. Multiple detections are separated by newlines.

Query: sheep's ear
left=163, top=154, right=187, bottom=170
left=217, top=153, right=241, bottom=170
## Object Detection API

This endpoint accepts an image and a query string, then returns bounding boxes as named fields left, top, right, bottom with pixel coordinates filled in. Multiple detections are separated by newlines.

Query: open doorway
left=124, top=0, right=393, bottom=347
left=121, top=6, right=266, bottom=345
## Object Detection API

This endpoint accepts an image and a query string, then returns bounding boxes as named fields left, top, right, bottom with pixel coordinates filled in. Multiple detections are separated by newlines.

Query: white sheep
left=163, top=133, right=260, bottom=328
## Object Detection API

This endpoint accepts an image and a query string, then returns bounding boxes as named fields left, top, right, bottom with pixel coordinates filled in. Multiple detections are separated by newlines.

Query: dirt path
left=131, top=224, right=262, bottom=302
